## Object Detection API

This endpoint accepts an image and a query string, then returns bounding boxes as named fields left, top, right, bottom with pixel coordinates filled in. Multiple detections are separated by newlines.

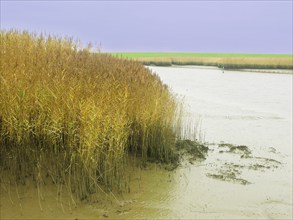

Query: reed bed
left=113, top=53, right=293, bottom=69
left=0, top=30, right=183, bottom=201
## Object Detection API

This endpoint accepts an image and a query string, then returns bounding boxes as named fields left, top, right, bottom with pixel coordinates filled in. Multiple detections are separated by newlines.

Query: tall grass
left=112, top=53, right=293, bottom=69
left=0, top=30, right=182, bottom=200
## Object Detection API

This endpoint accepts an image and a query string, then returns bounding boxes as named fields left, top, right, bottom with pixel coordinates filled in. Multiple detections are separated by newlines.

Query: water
left=150, top=66, right=292, bottom=156
left=147, top=65, right=293, bottom=219
left=2, top=66, right=292, bottom=219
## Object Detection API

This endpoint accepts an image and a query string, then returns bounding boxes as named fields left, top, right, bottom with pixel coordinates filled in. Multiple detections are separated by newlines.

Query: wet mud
left=0, top=141, right=290, bottom=219
left=205, top=143, right=283, bottom=186
left=176, top=139, right=209, bottom=165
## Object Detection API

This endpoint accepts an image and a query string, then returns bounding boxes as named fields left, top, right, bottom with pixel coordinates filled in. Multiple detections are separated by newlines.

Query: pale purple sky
left=1, top=1, right=292, bottom=53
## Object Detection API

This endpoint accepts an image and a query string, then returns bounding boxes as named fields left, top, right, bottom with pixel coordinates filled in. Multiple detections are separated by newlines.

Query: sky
left=1, top=1, right=292, bottom=54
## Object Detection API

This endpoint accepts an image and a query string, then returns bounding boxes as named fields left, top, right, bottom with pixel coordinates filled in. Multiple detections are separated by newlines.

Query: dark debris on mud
left=206, top=171, right=251, bottom=185
left=176, top=139, right=209, bottom=164
left=161, top=139, right=209, bottom=171
left=162, top=140, right=283, bottom=187
left=218, top=143, right=252, bottom=157
left=205, top=143, right=283, bottom=185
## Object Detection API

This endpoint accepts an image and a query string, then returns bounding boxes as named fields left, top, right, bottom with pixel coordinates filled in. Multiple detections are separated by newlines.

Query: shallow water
left=148, top=66, right=293, bottom=219
left=1, top=66, right=292, bottom=219
left=150, top=66, right=292, bottom=157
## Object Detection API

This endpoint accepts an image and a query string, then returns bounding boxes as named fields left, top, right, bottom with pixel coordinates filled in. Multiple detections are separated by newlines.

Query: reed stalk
left=0, top=30, right=183, bottom=200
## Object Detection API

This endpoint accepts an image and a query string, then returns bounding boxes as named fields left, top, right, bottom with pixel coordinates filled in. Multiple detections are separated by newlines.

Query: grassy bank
left=111, top=52, right=293, bottom=69
left=0, top=31, right=183, bottom=201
